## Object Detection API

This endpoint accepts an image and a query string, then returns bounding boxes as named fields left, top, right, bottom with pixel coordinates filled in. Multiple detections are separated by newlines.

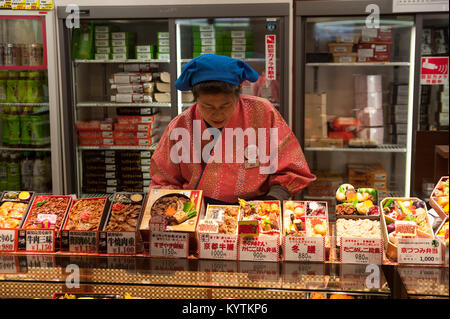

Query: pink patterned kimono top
left=150, top=95, right=316, bottom=203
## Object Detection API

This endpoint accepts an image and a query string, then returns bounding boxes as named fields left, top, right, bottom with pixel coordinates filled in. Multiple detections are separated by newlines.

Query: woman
left=150, top=54, right=315, bottom=204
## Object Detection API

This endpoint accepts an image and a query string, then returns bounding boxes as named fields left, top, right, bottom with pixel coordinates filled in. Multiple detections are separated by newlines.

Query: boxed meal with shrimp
left=196, top=204, right=241, bottom=260
left=429, top=176, right=449, bottom=220
left=138, top=189, right=204, bottom=255
left=282, top=200, right=330, bottom=261
left=380, top=197, right=434, bottom=261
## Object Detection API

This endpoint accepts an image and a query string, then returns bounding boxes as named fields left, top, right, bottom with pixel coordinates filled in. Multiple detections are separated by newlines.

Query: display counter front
left=0, top=252, right=447, bottom=299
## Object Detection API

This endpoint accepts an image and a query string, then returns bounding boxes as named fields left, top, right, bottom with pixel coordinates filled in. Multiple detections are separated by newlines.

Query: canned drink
left=0, top=44, right=5, bottom=66
left=30, top=44, right=43, bottom=66
left=22, top=44, right=31, bottom=66
left=5, top=43, right=21, bottom=66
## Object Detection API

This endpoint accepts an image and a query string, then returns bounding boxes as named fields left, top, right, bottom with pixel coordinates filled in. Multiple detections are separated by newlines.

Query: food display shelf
left=305, top=145, right=407, bottom=153
left=306, top=62, right=411, bottom=67
left=73, top=59, right=170, bottom=64
left=77, top=144, right=158, bottom=151
left=76, top=102, right=171, bottom=108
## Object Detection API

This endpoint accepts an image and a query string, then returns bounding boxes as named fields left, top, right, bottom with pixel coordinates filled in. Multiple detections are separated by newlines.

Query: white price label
left=238, top=236, right=279, bottom=262
left=63, top=231, right=98, bottom=254
left=398, top=238, right=443, bottom=264
left=340, top=238, right=383, bottom=265
left=99, top=232, right=136, bottom=255
left=150, top=231, right=188, bottom=258
left=283, top=236, right=325, bottom=262
left=0, top=229, right=16, bottom=252
left=18, top=230, right=55, bottom=252
left=199, top=233, right=238, bottom=260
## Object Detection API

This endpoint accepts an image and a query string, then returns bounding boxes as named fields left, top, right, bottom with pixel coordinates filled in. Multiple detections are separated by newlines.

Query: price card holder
left=283, top=236, right=325, bottom=262
left=340, top=238, right=383, bottom=265
left=98, top=231, right=136, bottom=255
left=238, top=235, right=280, bottom=262
left=16, top=229, right=55, bottom=253
left=398, top=238, right=443, bottom=265
left=198, top=233, right=238, bottom=260
left=60, top=230, right=98, bottom=254
left=149, top=231, right=189, bottom=259
left=0, top=229, right=17, bottom=252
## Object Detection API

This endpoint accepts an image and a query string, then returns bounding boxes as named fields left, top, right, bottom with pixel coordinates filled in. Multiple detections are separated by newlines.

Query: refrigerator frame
left=0, top=10, right=64, bottom=194
left=56, top=3, right=291, bottom=195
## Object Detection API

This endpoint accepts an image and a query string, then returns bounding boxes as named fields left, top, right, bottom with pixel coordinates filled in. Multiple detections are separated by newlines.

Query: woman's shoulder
left=166, top=104, right=197, bottom=131
left=240, top=95, right=275, bottom=111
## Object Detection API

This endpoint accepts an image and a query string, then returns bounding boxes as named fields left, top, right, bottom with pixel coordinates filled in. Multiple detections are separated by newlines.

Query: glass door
left=0, top=14, right=52, bottom=194
left=301, top=16, right=415, bottom=212
left=175, top=17, right=284, bottom=118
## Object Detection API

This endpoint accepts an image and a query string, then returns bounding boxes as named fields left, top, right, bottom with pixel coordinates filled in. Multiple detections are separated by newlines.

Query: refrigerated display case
left=56, top=4, right=290, bottom=197
left=295, top=0, right=419, bottom=212
left=0, top=10, right=63, bottom=194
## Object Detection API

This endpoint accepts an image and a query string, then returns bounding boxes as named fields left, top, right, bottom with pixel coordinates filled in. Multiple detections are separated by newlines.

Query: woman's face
left=196, top=92, right=238, bottom=128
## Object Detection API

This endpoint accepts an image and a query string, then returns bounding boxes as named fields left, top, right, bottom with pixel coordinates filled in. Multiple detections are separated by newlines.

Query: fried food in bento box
left=0, top=201, right=28, bottom=229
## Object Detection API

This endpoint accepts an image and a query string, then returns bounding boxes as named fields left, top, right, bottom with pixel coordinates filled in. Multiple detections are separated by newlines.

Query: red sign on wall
left=421, top=57, right=449, bottom=85
left=265, top=35, right=276, bottom=81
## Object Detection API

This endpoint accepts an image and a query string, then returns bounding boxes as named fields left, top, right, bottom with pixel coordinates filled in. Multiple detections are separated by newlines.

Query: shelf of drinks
left=304, top=144, right=407, bottom=153
left=73, top=59, right=170, bottom=64
left=77, top=144, right=158, bottom=151
left=0, top=65, right=48, bottom=71
left=0, top=103, right=49, bottom=107
left=0, top=146, right=51, bottom=152
left=305, top=62, right=411, bottom=67
left=76, top=102, right=171, bottom=108
left=180, top=58, right=266, bottom=64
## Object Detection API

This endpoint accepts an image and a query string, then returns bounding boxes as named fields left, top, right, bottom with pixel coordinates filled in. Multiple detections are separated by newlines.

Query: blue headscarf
left=174, top=54, right=259, bottom=91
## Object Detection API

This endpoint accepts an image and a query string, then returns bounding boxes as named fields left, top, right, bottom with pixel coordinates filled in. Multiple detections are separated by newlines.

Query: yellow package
left=0, top=1, right=12, bottom=9
left=25, top=0, right=39, bottom=9
left=11, top=0, right=26, bottom=9
left=39, top=0, right=52, bottom=10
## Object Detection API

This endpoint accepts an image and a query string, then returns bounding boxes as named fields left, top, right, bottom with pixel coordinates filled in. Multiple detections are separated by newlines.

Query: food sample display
left=283, top=200, right=328, bottom=237
left=335, top=184, right=379, bottom=217
left=63, top=197, right=109, bottom=231
left=336, top=218, right=382, bottom=243
left=436, top=221, right=449, bottom=245
left=380, top=197, right=434, bottom=260
left=0, top=191, right=34, bottom=229
left=104, top=192, right=145, bottom=232
left=23, top=196, right=72, bottom=231
left=238, top=199, right=281, bottom=236
left=202, top=205, right=240, bottom=235
left=430, top=176, right=449, bottom=219
left=139, top=189, right=203, bottom=236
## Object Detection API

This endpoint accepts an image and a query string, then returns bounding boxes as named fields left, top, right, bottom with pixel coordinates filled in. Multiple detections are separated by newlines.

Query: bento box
left=380, top=197, right=434, bottom=261
left=435, top=219, right=449, bottom=246
left=103, top=192, right=146, bottom=232
left=196, top=204, right=241, bottom=260
left=139, top=189, right=204, bottom=255
left=429, top=176, right=449, bottom=220
left=62, top=197, right=111, bottom=232
left=282, top=200, right=330, bottom=262
left=335, top=184, right=380, bottom=219
left=0, top=191, right=35, bottom=229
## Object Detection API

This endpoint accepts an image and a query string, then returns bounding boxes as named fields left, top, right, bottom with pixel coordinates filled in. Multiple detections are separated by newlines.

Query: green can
left=8, top=106, right=20, bottom=146
left=1, top=106, right=10, bottom=145
left=0, top=71, right=7, bottom=103
left=20, top=106, right=33, bottom=147
left=30, top=113, right=50, bottom=146
left=6, top=72, right=19, bottom=103
left=17, top=72, right=28, bottom=103
left=27, top=72, right=43, bottom=103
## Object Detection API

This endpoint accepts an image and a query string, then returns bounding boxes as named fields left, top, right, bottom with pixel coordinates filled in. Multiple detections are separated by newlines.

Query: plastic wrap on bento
left=0, top=191, right=35, bottom=229
left=200, top=204, right=241, bottom=235
left=335, top=184, right=379, bottom=218
left=380, top=197, right=434, bottom=260
left=436, top=220, right=449, bottom=246
left=238, top=199, right=281, bottom=236
left=429, top=176, right=449, bottom=220
left=283, top=200, right=328, bottom=237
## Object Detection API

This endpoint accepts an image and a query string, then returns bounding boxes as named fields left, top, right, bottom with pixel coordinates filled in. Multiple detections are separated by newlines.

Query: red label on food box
left=340, top=238, right=383, bottom=265
left=398, top=238, right=443, bottom=265
left=238, top=220, right=259, bottom=236
left=0, top=229, right=16, bottom=252
left=283, top=236, right=325, bottom=262
left=421, top=57, right=449, bottom=85
left=199, top=233, right=238, bottom=260
left=149, top=231, right=189, bottom=258
left=149, top=215, right=167, bottom=232
left=238, top=236, right=279, bottom=262
left=265, top=35, right=276, bottom=80
left=395, top=221, right=417, bottom=237
left=197, top=220, right=219, bottom=234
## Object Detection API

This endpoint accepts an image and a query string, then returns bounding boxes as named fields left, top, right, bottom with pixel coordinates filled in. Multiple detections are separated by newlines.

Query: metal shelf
left=305, top=145, right=407, bottom=153
left=180, top=58, right=266, bottom=63
left=76, top=102, right=171, bottom=108
left=0, top=102, right=49, bottom=107
left=0, top=146, right=51, bottom=152
left=74, top=59, right=170, bottom=64
left=78, top=144, right=158, bottom=151
left=306, top=62, right=410, bottom=67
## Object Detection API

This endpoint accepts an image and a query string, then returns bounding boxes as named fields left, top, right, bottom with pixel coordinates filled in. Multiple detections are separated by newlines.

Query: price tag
left=17, top=229, right=55, bottom=252
left=238, top=220, right=259, bottom=236
left=283, top=236, right=325, bottom=262
left=0, top=229, right=16, bottom=252
left=238, top=236, right=279, bottom=262
left=149, top=231, right=188, bottom=258
left=398, top=238, right=443, bottom=265
left=199, top=233, right=238, bottom=260
left=36, top=214, right=57, bottom=229
left=60, top=230, right=98, bottom=254
left=395, top=221, right=417, bottom=237
left=340, top=238, right=383, bottom=265
left=98, top=232, right=136, bottom=255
